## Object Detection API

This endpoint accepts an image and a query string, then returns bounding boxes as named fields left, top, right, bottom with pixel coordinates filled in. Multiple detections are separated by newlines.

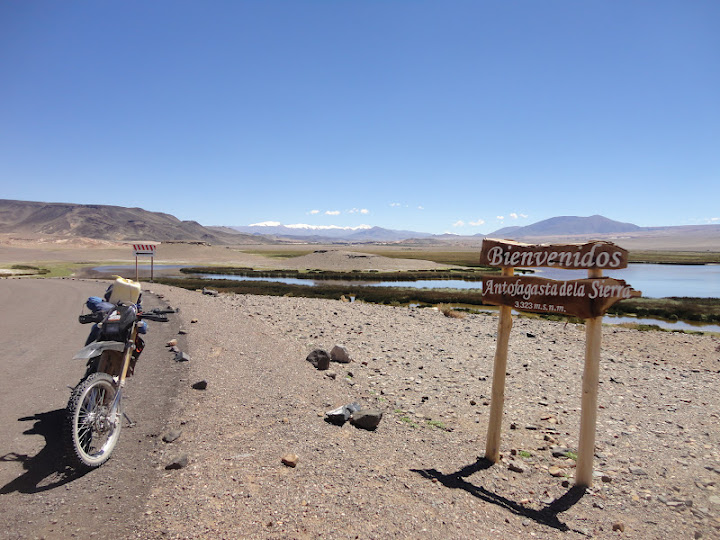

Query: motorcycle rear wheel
left=64, top=372, right=122, bottom=469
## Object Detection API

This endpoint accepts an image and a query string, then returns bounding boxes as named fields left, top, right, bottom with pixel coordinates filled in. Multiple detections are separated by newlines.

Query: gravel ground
left=136, top=284, right=720, bottom=539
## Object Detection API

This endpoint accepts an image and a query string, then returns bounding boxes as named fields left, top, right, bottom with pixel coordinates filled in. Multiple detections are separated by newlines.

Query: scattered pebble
left=349, top=409, right=383, bottom=431
left=162, top=429, right=182, bottom=443
left=306, top=349, right=330, bottom=370
left=165, top=454, right=189, bottom=470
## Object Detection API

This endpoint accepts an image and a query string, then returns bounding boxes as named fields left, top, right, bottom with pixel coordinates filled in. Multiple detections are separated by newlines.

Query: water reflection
left=466, top=307, right=720, bottom=333
left=90, top=264, right=719, bottom=333
left=193, top=274, right=483, bottom=290
left=192, top=263, right=720, bottom=299
left=605, top=314, right=720, bottom=333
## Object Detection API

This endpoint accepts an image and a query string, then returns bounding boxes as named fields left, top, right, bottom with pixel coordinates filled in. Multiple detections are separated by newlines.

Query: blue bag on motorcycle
left=86, top=296, right=115, bottom=313
left=99, top=304, right=137, bottom=342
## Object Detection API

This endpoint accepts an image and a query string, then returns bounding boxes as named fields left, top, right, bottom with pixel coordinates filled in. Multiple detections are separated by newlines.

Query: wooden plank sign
left=482, top=275, right=639, bottom=319
left=479, top=238, right=640, bottom=488
left=480, top=238, right=629, bottom=270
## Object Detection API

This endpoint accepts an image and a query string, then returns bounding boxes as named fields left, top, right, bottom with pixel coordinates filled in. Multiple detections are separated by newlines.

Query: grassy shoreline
left=178, top=266, right=497, bottom=281
left=627, top=250, right=720, bottom=264
left=154, top=276, right=720, bottom=330
left=240, top=248, right=720, bottom=266
left=607, top=296, right=720, bottom=324
left=5, top=254, right=719, bottom=331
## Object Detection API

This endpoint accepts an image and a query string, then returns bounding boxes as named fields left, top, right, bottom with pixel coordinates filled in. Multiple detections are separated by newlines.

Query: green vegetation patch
left=617, top=323, right=666, bottom=332
left=608, top=296, right=720, bottom=324
left=156, top=276, right=490, bottom=307
left=240, top=249, right=314, bottom=259
left=426, top=419, right=448, bottom=430
left=629, top=251, right=720, bottom=264
left=399, top=416, right=419, bottom=428
left=365, top=250, right=490, bottom=267
left=10, top=264, right=50, bottom=275
left=180, top=266, right=493, bottom=281
left=237, top=247, right=720, bottom=266
left=1, top=264, right=57, bottom=276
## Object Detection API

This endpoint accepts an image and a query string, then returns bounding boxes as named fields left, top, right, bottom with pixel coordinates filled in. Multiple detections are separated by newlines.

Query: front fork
left=109, top=324, right=139, bottom=426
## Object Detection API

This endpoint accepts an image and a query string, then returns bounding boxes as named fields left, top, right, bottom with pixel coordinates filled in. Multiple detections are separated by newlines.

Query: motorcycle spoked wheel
left=64, top=372, right=122, bottom=470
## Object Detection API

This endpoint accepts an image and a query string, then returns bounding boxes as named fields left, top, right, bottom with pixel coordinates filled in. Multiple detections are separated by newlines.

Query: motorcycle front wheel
left=64, top=372, right=122, bottom=470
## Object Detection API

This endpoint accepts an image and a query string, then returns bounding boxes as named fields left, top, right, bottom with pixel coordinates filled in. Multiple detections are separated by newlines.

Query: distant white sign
left=133, top=244, right=156, bottom=256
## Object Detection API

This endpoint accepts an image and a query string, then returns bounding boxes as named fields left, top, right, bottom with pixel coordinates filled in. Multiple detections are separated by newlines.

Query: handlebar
left=138, top=312, right=169, bottom=322
left=79, top=312, right=104, bottom=324
left=79, top=310, right=170, bottom=324
left=149, top=307, right=179, bottom=315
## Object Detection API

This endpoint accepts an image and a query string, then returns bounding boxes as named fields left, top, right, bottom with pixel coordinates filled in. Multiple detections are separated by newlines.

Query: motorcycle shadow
left=0, top=409, right=85, bottom=494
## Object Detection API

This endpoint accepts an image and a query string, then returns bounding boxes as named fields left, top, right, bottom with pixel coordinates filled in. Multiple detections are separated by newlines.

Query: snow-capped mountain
left=228, top=223, right=433, bottom=242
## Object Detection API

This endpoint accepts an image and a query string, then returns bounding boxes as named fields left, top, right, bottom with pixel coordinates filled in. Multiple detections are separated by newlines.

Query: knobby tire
left=64, top=372, right=122, bottom=470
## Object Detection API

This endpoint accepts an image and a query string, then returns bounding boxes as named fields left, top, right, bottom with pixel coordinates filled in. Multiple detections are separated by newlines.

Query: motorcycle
left=64, top=295, right=169, bottom=470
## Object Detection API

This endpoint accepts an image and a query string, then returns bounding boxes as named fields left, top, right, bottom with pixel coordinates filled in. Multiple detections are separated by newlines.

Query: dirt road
left=0, top=278, right=186, bottom=539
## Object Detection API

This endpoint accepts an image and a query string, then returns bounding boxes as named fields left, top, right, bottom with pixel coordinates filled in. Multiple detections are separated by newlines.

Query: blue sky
left=1, top=1, right=718, bottom=235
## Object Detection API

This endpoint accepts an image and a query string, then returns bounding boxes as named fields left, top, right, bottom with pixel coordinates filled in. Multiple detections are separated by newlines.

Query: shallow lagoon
left=192, top=263, right=720, bottom=299
left=93, top=263, right=720, bottom=333
left=534, top=263, right=720, bottom=299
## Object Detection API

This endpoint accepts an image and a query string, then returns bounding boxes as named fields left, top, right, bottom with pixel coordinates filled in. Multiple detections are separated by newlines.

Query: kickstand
left=123, top=411, right=136, bottom=427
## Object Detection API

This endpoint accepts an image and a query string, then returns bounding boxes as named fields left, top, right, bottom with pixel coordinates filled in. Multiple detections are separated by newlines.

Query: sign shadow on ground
left=412, top=458, right=587, bottom=533
left=0, top=409, right=83, bottom=494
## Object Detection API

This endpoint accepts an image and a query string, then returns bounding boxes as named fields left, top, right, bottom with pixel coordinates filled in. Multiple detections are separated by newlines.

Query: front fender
left=73, top=341, right=125, bottom=360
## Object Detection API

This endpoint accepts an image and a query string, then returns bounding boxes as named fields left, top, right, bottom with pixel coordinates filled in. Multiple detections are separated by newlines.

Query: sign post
left=132, top=244, right=157, bottom=282
left=576, top=268, right=604, bottom=487
left=485, top=267, right=514, bottom=463
left=479, top=239, right=639, bottom=487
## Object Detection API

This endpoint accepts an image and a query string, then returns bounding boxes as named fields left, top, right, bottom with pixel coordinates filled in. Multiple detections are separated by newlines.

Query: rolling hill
left=481, top=214, right=720, bottom=251
left=0, top=199, right=259, bottom=244
left=2, top=200, right=718, bottom=251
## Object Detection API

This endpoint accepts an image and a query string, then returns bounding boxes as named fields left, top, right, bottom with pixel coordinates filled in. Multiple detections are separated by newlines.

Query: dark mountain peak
left=488, top=215, right=641, bottom=238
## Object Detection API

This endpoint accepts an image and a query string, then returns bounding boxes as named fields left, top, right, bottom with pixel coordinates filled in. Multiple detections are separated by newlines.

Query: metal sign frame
left=131, top=244, right=157, bottom=282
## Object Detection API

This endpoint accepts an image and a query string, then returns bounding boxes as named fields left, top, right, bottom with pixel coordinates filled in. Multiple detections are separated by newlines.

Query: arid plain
left=1, top=233, right=719, bottom=539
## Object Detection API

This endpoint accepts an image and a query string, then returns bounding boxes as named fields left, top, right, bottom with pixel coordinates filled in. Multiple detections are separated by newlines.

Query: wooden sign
left=482, top=275, right=639, bottom=319
left=479, top=238, right=640, bottom=488
left=479, top=238, right=628, bottom=270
